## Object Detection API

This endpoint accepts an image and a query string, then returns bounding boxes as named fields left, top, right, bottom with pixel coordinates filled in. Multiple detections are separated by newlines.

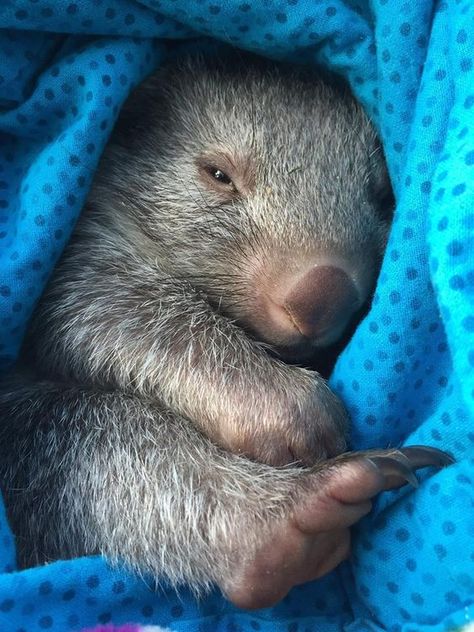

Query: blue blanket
left=0, top=1, right=473, bottom=630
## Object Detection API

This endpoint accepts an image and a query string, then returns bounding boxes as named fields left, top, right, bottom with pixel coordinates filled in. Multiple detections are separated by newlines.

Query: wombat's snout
left=260, top=261, right=363, bottom=353
left=284, top=266, right=359, bottom=341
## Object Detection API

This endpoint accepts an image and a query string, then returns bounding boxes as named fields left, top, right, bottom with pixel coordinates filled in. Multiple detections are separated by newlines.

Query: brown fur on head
left=91, top=50, right=393, bottom=360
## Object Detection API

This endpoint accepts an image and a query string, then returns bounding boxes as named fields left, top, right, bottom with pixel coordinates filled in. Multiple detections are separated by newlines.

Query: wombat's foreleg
left=0, top=374, right=451, bottom=609
left=30, top=243, right=347, bottom=466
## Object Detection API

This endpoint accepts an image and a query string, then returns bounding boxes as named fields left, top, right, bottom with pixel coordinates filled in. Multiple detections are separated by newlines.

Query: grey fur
left=0, top=51, right=394, bottom=602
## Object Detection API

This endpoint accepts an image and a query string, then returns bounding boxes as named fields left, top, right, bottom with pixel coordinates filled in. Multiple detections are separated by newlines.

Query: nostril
left=283, top=265, right=359, bottom=341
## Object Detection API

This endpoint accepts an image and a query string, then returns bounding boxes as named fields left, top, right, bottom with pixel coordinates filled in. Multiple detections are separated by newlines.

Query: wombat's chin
left=263, top=324, right=347, bottom=364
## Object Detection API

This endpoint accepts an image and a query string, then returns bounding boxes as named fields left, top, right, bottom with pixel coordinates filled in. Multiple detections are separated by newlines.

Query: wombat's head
left=101, top=51, right=393, bottom=361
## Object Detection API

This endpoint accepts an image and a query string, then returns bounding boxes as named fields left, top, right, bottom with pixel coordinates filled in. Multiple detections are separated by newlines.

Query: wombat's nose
left=283, top=266, right=359, bottom=341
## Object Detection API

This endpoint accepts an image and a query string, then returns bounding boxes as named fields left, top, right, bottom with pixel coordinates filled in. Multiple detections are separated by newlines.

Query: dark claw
left=367, top=454, right=419, bottom=488
left=398, top=445, right=455, bottom=468
left=312, top=445, right=454, bottom=489
left=365, top=445, right=454, bottom=488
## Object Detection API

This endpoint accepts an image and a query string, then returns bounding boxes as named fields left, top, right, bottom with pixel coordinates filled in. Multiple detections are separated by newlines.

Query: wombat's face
left=104, top=53, right=393, bottom=360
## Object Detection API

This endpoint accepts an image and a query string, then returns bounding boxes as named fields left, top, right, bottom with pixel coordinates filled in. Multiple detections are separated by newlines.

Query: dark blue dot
left=416, top=35, right=427, bottom=48
left=15, top=9, right=28, bottom=19
left=445, top=591, right=461, bottom=606
left=0, top=599, right=14, bottom=612
left=461, top=58, right=473, bottom=72
left=437, top=216, right=448, bottom=231
left=209, top=5, right=220, bottom=14
left=435, top=69, right=446, bottom=80
left=435, top=187, right=445, bottom=201
left=434, top=543, right=447, bottom=560
left=411, top=592, right=424, bottom=606
left=171, top=605, right=184, bottom=617
left=39, top=616, right=53, bottom=629
left=395, top=528, right=409, bottom=542
left=421, top=181, right=431, bottom=194
left=124, top=13, right=135, bottom=25
left=406, top=558, right=416, bottom=571
left=67, top=3, right=78, bottom=14
left=98, top=612, right=112, bottom=624
left=276, top=12, right=287, bottom=22
left=86, top=575, right=100, bottom=589
left=400, top=22, right=410, bottom=35
left=453, top=183, right=466, bottom=196
left=442, top=520, right=456, bottom=535
left=447, top=240, right=463, bottom=256
left=112, top=581, right=125, bottom=594
left=457, top=29, right=467, bottom=43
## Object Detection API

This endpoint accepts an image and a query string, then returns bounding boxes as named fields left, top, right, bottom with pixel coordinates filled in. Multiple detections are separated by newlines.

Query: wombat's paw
left=222, top=445, right=453, bottom=610
left=217, top=371, right=348, bottom=467
left=287, top=375, right=349, bottom=465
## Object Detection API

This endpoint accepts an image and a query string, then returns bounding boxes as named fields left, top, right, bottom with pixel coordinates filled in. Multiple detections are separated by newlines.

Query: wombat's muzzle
left=261, top=263, right=364, bottom=353
left=283, top=265, right=359, bottom=344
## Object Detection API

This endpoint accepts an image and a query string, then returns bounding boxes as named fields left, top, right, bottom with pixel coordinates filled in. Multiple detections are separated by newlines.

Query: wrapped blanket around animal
left=0, top=0, right=473, bottom=631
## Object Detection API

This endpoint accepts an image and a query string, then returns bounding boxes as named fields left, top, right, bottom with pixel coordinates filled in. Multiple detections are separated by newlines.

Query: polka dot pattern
left=0, top=1, right=473, bottom=631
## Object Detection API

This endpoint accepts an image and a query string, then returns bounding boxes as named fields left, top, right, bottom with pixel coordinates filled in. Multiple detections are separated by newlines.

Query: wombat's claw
left=366, top=454, right=419, bottom=488
left=366, top=446, right=454, bottom=488
left=398, top=445, right=455, bottom=467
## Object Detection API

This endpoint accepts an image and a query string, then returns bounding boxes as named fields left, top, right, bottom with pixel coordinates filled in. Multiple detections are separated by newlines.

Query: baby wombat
left=0, top=51, right=451, bottom=608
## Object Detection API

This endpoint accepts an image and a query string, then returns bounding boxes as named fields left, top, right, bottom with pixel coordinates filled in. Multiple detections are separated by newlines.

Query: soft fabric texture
left=0, top=0, right=473, bottom=630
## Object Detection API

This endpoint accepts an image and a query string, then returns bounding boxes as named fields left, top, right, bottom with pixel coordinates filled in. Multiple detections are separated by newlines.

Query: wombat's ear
left=370, top=138, right=395, bottom=221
